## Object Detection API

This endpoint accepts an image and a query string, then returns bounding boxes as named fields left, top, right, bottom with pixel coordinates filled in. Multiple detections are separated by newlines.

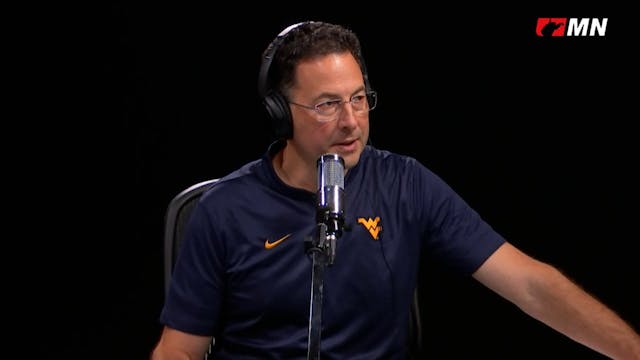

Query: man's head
left=258, top=21, right=373, bottom=140
left=258, top=21, right=375, bottom=171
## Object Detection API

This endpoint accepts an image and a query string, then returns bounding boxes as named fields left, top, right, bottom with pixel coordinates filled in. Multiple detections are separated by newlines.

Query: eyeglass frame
left=287, top=91, right=377, bottom=122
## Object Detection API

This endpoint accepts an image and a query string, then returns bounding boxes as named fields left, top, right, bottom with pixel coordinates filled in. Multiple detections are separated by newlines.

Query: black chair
left=163, top=178, right=220, bottom=296
left=163, top=178, right=423, bottom=359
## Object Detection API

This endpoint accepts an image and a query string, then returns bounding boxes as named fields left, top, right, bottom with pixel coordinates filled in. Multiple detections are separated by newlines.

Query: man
left=151, top=21, right=640, bottom=359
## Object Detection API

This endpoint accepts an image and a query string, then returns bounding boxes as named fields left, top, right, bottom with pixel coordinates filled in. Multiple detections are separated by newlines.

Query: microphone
left=316, top=154, right=345, bottom=238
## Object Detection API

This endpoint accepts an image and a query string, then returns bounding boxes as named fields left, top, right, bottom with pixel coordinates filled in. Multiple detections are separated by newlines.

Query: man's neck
left=272, top=143, right=316, bottom=192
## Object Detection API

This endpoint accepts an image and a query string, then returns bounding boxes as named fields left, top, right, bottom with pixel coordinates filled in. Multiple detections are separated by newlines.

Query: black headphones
left=257, top=21, right=372, bottom=139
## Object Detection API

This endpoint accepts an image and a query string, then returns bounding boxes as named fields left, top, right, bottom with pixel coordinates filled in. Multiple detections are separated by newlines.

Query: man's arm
left=473, top=242, right=640, bottom=359
left=150, top=326, right=213, bottom=360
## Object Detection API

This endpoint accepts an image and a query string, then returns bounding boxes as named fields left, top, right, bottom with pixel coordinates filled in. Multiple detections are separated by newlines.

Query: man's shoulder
left=363, top=145, right=420, bottom=168
left=198, top=158, right=266, bottom=200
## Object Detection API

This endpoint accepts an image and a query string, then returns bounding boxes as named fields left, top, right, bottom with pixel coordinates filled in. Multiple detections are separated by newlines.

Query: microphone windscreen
left=317, top=154, right=344, bottom=190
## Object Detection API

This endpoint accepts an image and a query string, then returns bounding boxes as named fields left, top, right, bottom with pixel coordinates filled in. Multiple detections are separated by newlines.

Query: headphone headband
left=257, top=21, right=311, bottom=99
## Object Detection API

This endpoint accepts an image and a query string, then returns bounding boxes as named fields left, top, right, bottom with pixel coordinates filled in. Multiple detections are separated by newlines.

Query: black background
left=36, top=3, right=638, bottom=359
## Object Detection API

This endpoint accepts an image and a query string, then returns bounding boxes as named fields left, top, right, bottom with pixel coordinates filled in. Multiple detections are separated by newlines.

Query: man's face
left=287, top=52, right=370, bottom=171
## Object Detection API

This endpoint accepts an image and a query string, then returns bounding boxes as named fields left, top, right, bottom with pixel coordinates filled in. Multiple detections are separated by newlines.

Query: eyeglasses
left=288, top=91, right=377, bottom=122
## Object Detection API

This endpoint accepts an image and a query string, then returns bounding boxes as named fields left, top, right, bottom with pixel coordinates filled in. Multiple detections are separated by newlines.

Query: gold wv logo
left=357, top=217, right=382, bottom=240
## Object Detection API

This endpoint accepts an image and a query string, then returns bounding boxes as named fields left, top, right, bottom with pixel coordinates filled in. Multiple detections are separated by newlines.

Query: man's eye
left=317, top=100, right=341, bottom=110
left=351, top=95, right=366, bottom=103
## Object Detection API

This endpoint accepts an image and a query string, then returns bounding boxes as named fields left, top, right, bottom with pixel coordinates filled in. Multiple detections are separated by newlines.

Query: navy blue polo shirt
left=160, top=144, right=505, bottom=359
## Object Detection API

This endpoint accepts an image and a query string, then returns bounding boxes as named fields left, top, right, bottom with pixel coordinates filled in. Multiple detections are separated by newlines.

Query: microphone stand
left=305, top=153, right=344, bottom=360
left=305, top=213, right=340, bottom=360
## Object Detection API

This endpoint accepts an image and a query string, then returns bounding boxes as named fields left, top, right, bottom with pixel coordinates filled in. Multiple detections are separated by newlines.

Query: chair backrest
left=408, top=287, right=423, bottom=360
left=163, top=178, right=220, bottom=295
left=163, top=178, right=219, bottom=360
left=163, top=178, right=423, bottom=358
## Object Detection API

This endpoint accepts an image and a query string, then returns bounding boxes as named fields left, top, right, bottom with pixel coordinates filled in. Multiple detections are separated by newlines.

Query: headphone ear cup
left=263, top=90, right=292, bottom=139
